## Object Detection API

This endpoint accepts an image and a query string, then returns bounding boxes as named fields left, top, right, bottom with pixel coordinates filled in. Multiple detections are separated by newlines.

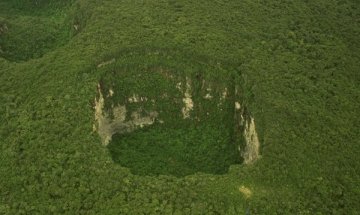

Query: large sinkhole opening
left=0, top=1, right=80, bottom=62
left=108, top=123, right=241, bottom=177
left=95, top=50, right=259, bottom=177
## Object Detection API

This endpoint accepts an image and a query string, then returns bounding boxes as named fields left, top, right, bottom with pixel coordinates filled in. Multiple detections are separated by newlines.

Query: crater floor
left=95, top=49, right=258, bottom=177
left=108, top=123, right=241, bottom=177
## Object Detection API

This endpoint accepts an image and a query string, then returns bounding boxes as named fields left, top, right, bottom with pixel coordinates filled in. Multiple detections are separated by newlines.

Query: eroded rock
left=181, top=77, right=193, bottom=119
left=95, top=75, right=260, bottom=165
left=243, top=117, right=260, bottom=164
left=94, top=84, right=158, bottom=145
left=234, top=101, right=260, bottom=164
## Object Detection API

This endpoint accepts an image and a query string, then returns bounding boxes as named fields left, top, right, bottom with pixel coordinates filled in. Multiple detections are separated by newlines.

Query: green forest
left=0, top=0, right=359, bottom=214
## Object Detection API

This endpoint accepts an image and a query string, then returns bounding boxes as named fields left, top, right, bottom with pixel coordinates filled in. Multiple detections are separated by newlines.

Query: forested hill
left=0, top=0, right=359, bottom=214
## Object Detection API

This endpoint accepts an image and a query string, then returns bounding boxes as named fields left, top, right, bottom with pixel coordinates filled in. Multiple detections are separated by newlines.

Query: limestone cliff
left=94, top=84, right=158, bottom=145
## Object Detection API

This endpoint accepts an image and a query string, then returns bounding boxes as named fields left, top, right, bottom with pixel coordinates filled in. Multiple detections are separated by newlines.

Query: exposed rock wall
left=95, top=76, right=260, bottom=164
left=242, top=117, right=260, bottom=164
left=234, top=100, right=260, bottom=164
left=94, top=84, right=158, bottom=145
left=181, top=77, right=193, bottom=119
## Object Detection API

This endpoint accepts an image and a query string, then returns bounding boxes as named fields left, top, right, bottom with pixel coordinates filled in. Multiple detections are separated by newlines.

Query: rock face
left=181, top=77, right=193, bottom=119
left=242, top=117, right=260, bottom=164
left=234, top=100, right=260, bottom=164
left=95, top=74, right=260, bottom=164
left=94, top=84, right=158, bottom=145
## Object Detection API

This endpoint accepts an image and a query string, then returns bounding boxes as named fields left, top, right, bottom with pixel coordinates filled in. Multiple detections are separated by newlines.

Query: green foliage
left=0, top=16, right=70, bottom=61
left=109, top=123, right=240, bottom=177
left=0, top=0, right=359, bottom=214
left=99, top=48, right=241, bottom=177
left=0, top=0, right=74, bottom=13
left=0, top=0, right=75, bottom=61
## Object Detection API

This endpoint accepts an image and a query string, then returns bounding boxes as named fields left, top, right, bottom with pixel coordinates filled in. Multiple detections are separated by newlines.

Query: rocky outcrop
left=94, top=84, right=158, bottom=145
left=95, top=76, right=260, bottom=164
left=234, top=101, right=260, bottom=164
left=181, top=77, right=193, bottom=119
left=242, top=117, right=260, bottom=164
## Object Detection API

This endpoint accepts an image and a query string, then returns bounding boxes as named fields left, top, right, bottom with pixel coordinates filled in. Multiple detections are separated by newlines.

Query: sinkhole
left=0, top=1, right=81, bottom=62
left=94, top=51, right=260, bottom=177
